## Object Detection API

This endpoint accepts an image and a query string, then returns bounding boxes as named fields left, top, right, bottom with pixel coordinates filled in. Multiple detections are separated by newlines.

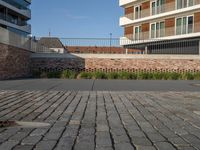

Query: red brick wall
left=125, top=6, right=134, bottom=15
left=0, top=43, right=31, bottom=80
left=194, top=12, right=200, bottom=32
left=31, top=55, right=200, bottom=73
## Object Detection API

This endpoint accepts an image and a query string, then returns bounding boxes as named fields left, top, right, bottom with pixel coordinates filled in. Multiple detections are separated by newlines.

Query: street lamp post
left=110, top=33, right=112, bottom=54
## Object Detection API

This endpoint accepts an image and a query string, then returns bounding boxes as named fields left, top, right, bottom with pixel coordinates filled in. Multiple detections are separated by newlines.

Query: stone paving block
left=9, top=132, right=29, bottom=142
left=30, top=128, right=49, bottom=136
left=168, top=136, right=190, bottom=146
left=135, top=145, right=157, bottom=150
left=96, top=132, right=112, bottom=147
left=96, top=147, right=113, bottom=150
left=35, top=140, right=57, bottom=150
left=128, top=130, right=146, bottom=138
left=55, top=137, right=75, bottom=150
left=177, top=146, right=197, bottom=150
left=0, top=91, right=200, bottom=149
left=155, top=141, right=177, bottom=150
left=146, top=132, right=166, bottom=142
left=12, top=145, right=34, bottom=150
left=113, top=134, right=130, bottom=144
left=0, top=141, right=19, bottom=150
left=115, top=142, right=135, bottom=150
left=131, top=136, right=152, bottom=146
left=21, top=135, right=42, bottom=145
left=74, top=141, right=95, bottom=150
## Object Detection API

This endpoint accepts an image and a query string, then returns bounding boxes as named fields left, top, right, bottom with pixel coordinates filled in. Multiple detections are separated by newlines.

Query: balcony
left=0, top=0, right=31, bottom=19
left=119, top=0, right=137, bottom=7
left=0, top=12, right=31, bottom=33
left=120, top=23, right=200, bottom=45
left=120, top=0, right=200, bottom=26
left=120, top=14, right=133, bottom=26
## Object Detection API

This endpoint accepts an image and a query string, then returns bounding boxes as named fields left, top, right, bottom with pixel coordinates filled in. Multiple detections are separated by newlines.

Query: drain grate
left=0, top=121, right=50, bottom=128
left=0, top=121, right=17, bottom=128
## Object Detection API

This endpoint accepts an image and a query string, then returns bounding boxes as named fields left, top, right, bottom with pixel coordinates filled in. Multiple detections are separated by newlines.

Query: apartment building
left=0, top=0, right=31, bottom=36
left=119, top=0, right=200, bottom=54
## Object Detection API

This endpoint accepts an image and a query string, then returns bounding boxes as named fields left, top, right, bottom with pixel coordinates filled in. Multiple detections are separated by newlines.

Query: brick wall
left=31, top=54, right=200, bottom=73
left=0, top=43, right=31, bottom=80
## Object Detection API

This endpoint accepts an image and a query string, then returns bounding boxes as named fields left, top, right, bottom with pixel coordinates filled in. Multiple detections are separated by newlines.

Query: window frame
left=175, top=15, right=194, bottom=35
left=134, top=5, right=141, bottom=20
left=134, top=26, right=142, bottom=40
left=176, top=0, right=194, bottom=9
left=150, top=21, right=165, bottom=39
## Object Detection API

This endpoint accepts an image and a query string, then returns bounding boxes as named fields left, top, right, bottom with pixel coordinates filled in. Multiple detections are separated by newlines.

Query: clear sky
left=30, top=0, right=123, bottom=38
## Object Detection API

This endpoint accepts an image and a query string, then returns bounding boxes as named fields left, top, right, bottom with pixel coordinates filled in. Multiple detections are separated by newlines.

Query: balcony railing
left=124, top=23, right=200, bottom=41
left=122, top=0, right=200, bottom=21
left=0, top=12, right=28, bottom=26
left=125, top=13, right=134, bottom=20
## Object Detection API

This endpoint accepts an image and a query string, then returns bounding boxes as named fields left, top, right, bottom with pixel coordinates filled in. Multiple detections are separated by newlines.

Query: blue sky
left=30, top=0, right=123, bottom=38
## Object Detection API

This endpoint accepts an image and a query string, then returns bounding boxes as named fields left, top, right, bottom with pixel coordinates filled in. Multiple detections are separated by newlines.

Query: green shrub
left=181, top=72, right=194, bottom=80
left=152, top=72, right=164, bottom=80
left=169, top=72, right=181, bottom=80
left=118, top=72, right=132, bottom=79
left=94, top=72, right=107, bottom=79
left=130, top=73, right=138, bottom=80
left=194, top=72, right=200, bottom=80
left=107, top=72, right=119, bottom=79
left=137, top=72, right=153, bottom=80
left=78, top=72, right=93, bottom=79
left=61, top=70, right=77, bottom=79
left=161, top=72, right=171, bottom=80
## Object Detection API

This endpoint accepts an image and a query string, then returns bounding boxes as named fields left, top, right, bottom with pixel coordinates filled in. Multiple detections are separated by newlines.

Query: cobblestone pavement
left=0, top=90, right=200, bottom=150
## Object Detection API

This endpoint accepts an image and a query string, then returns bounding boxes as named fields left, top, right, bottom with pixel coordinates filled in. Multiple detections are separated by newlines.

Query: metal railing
left=0, top=12, right=28, bottom=26
left=124, top=23, right=200, bottom=41
left=0, top=26, right=199, bottom=55
left=0, top=27, right=52, bottom=52
left=123, top=0, right=200, bottom=20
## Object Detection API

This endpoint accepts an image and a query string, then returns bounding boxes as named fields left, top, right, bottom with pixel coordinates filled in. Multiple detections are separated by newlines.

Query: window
left=134, top=5, right=141, bottom=19
left=151, top=0, right=165, bottom=15
left=134, top=26, right=141, bottom=40
left=176, top=0, right=194, bottom=9
left=151, top=22, right=165, bottom=38
left=176, top=16, right=193, bottom=35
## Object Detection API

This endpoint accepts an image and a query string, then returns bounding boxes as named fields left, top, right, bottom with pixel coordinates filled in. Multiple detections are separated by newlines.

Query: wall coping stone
left=31, top=53, right=200, bottom=60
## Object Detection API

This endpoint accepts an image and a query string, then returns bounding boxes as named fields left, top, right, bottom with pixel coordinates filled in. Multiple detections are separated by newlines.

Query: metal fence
left=0, top=26, right=200, bottom=55
left=122, top=37, right=200, bottom=55
left=0, top=27, right=52, bottom=53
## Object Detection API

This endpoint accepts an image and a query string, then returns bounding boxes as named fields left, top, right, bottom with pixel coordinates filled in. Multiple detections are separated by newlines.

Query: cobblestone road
left=0, top=91, right=200, bottom=150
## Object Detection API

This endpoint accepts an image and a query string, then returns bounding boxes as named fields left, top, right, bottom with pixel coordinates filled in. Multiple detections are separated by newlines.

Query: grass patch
left=32, top=70, right=200, bottom=80
left=78, top=72, right=93, bottom=79
left=93, top=72, right=107, bottom=79
left=61, top=70, right=77, bottom=79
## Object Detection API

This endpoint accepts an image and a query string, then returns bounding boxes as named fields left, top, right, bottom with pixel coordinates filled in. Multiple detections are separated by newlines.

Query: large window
left=134, top=5, right=141, bottom=19
left=134, top=26, right=141, bottom=40
left=151, top=0, right=165, bottom=15
left=150, top=22, right=165, bottom=38
left=176, top=16, right=193, bottom=35
left=176, top=0, right=194, bottom=9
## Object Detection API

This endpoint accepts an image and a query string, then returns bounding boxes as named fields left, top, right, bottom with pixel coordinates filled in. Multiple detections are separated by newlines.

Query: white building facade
left=119, top=0, right=200, bottom=54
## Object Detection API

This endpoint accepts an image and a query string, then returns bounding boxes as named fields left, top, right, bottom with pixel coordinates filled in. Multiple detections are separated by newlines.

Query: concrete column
left=199, top=40, right=200, bottom=55
left=126, top=48, right=128, bottom=55
left=145, top=46, right=148, bottom=54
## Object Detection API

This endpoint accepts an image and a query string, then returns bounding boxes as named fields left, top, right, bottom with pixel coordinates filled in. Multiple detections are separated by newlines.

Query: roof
left=38, top=37, right=64, bottom=49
